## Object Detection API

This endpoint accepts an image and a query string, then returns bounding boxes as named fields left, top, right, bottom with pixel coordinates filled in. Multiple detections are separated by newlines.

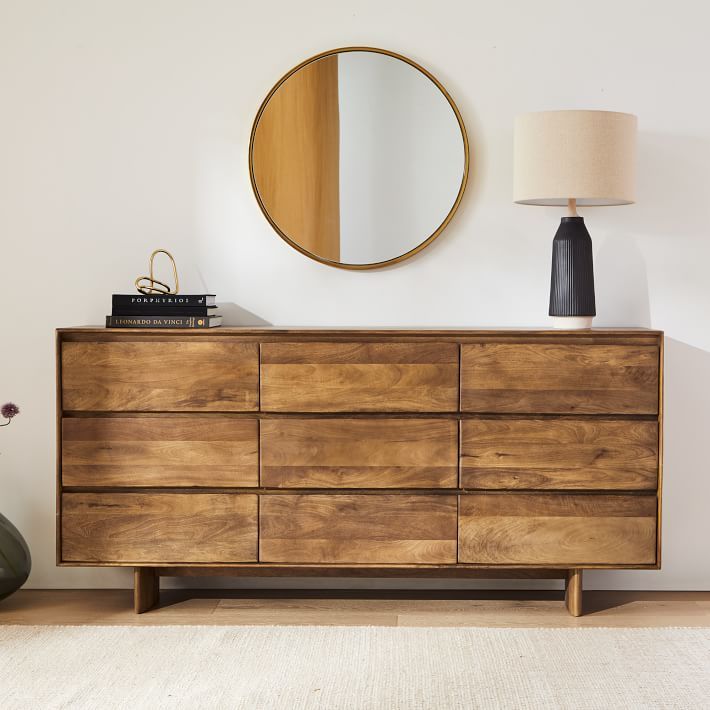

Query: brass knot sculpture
left=135, top=249, right=180, bottom=295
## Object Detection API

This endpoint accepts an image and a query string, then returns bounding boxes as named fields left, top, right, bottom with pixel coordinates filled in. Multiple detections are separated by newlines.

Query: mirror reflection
left=250, top=49, right=468, bottom=268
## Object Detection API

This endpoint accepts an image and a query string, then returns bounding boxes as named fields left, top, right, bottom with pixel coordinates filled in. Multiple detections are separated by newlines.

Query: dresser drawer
left=461, top=343, right=659, bottom=414
left=458, top=494, right=657, bottom=565
left=61, top=493, right=258, bottom=563
left=261, top=418, right=458, bottom=488
left=62, top=341, right=259, bottom=412
left=260, top=494, right=457, bottom=563
left=260, top=342, right=459, bottom=412
left=461, top=419, right=658, bottom=490
left=62, top=417, right=258, bottom=487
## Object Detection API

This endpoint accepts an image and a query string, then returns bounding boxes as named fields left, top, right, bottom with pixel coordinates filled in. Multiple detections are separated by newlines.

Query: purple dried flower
left=1, top=402, right=19, bottom=420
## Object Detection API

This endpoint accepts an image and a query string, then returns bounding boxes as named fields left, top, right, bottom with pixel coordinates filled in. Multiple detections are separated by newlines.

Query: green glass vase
left=0, top=512, right=31, bottom=601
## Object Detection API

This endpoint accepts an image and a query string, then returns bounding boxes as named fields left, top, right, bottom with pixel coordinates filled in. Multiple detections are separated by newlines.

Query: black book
left=112, top=304, right=218, bottom=316
left=112, top=294, right=216, bottom=308
left=105, top=315, right=223, bottom=329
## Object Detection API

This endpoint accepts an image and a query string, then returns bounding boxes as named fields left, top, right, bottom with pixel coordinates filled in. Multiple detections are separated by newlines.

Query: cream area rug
left=1, top=626, right=709, bottom=709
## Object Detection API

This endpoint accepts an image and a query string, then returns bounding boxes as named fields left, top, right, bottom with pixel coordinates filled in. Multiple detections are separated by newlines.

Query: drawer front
left=62, top=341, right=259, bottom=412
left=461, top=343, right=659, bottom=414
left=260, top=494, right=457, bottom=563
left=62, top=493, right=257, bottom=563
left=261, top=418, right=458, bottom=488
left=458, top=494, right=657, bottom=565
left=62, top=417, right=258, bottom=488
left=461, top=419, right=658, bottom=490
left=260, top=342, right=459, bottom=412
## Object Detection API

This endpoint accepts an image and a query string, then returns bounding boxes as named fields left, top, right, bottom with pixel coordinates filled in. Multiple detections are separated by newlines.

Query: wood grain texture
left=461, top=343, right=659, bottom=414
left=461, top=419, right=658, bottom=490
left=62, top=493, right=258, bottom=563
left=657, top=333, right=665, bottom=567
left=62, top=418, right=258, bottom=487
left=261, top=418, right=458, bottom=488
left=252, top=54, right=341, bottom=261
left=261, top=342, right=459, bottom=412
left=59, top=330, right=662, bottom=351
left=61, top=341, right=259, bottom=412
left=458, top=494, right=657, bottom=565
left=55, top=328, right=664, bottom=603
left=260, top=494, right=457, bottom=564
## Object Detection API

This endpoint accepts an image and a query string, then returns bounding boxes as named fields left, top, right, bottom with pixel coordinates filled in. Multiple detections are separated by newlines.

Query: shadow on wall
left=217, top=303, right=272, bottom=327
left=596, top=129, right=710, bottom=328
left=614, top=130, right=710, bottom=238
left=595, top=233, right=651, bottom=327
left=588, top=337, right=710, bottom=590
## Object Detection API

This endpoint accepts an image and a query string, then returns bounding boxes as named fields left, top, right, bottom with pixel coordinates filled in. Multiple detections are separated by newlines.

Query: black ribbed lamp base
left=549, top=216, right=596, bottom=325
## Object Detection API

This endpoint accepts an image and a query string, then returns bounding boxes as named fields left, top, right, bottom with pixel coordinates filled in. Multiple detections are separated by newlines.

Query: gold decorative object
left=135, top=249, right=180, bottom=295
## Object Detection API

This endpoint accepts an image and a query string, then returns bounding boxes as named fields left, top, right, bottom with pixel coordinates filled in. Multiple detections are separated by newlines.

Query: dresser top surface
left=58, top=326, right=663, bottom=337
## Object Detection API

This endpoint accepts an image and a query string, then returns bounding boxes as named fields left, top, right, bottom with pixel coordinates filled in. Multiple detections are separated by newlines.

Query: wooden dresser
left=56, top=327, right=663, bottom=615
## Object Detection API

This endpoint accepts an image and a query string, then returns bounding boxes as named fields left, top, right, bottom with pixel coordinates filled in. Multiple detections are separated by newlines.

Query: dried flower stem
left=1, top=402, right=19, bottom=427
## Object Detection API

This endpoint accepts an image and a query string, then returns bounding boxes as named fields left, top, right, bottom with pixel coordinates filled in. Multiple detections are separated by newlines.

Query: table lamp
left=513, top=110, right=637, bottom=328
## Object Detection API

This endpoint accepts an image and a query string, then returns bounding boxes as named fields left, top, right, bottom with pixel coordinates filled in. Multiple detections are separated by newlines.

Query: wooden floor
left=1, top=590, right=709, bottom=627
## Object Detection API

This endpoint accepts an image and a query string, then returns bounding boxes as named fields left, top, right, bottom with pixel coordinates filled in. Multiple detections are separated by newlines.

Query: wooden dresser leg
left=134, top=567, right=159, bottom=614
left=565, top=568, right=583, bottom=617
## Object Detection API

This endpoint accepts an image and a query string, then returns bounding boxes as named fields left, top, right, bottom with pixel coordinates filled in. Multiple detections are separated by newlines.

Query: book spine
left=111, top=306, right=214, bottom=316
left=105, top=315, right=211, bottom=329
left=112, top=295, right=213, bottom=308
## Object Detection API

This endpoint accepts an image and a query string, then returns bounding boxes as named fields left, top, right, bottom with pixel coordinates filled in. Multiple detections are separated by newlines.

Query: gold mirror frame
left=248, top=47, right=470, bottom=270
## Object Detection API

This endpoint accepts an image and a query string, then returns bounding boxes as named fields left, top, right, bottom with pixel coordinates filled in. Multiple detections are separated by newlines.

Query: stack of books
left=106, top=294, right=223, bottom=329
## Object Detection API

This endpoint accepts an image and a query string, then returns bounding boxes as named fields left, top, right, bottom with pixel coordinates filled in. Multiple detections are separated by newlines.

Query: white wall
left=1, top=0, right=709, bottom=592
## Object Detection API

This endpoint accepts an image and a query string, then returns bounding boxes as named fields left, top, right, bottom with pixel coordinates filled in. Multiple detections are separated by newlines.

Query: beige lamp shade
left=514, top=110, right=637, bottom=206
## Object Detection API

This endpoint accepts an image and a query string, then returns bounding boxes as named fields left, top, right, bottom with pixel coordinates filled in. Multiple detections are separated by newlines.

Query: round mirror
left=249, top=47, right=469, bottom=269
